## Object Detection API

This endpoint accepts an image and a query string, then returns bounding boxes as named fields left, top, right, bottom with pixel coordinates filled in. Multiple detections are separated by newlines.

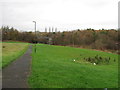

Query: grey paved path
left=2, top=45, right=32, bottom=88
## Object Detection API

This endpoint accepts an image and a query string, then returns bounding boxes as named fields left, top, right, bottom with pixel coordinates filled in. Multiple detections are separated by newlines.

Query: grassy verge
left=28, top=44, right=118, bottom=88
left=2, top=42, right=29, bottom=68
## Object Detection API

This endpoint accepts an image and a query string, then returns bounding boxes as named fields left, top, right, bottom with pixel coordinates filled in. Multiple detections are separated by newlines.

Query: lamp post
left=33, top=21, right=36, bottom=53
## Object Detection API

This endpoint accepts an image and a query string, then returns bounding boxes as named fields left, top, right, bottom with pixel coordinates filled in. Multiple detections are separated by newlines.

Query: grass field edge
left=2, top=44, right=29, bottom=68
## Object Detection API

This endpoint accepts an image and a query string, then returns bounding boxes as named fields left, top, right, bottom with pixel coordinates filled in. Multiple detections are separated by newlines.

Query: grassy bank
left=28, top=44, right=118, bottom=88
left=2, top=42, right=29, bottom=68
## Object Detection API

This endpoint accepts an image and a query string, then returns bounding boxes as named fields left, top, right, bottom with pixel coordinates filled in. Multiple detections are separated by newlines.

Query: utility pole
left=49, top=27, right=51, bottom=33
left=55, top=27, right=57, bottom=33
left=45, top=27, right=47, bottom=32
left=52, top=27, right=54, bottom=32
left=33, top=21, right=36, bottom=53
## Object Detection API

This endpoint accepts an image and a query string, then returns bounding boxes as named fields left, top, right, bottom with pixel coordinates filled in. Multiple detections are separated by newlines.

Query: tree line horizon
left=1, top=26, right=119, bottom=54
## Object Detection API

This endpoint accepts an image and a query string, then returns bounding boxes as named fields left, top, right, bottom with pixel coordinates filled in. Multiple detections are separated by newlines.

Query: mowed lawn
left=2, top=42, right=29, bottom=68
left=28, top=44, right=118, bottom=88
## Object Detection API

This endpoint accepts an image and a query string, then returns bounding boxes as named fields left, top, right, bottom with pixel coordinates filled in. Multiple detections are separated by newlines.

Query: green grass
left=2, top=42, right=29, bottom=68
left=2, top=41, right=28, bottom=43
left=28, top=44, right=118, bottom=88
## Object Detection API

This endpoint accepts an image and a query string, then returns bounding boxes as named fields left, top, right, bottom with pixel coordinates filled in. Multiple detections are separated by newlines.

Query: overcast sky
left=0, top=0, right=119, bottom=32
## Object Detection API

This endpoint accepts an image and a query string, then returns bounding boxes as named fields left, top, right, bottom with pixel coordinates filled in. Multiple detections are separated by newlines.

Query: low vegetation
left=83, top=55, right=116, bottom=65
left=28, top=44, right=118, bottom=88
left=2, top=42, right=29, bottom=68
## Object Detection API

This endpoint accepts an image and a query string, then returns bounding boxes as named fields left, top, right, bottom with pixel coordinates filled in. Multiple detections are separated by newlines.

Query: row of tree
left=1, top=26, right=119, bottom=53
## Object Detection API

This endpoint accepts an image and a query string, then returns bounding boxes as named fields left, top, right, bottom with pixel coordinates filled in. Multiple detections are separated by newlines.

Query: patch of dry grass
left=2, top=42, right=29, bottom=68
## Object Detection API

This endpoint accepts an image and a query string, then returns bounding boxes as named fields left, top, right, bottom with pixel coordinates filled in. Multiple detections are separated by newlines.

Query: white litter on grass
left=93, top=63, right=96, bottom=65
left=73, top=59, right=75, bottom=62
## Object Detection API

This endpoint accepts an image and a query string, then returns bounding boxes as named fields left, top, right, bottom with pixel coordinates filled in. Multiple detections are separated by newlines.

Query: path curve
left=2, top=45, right=32, bottom=88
